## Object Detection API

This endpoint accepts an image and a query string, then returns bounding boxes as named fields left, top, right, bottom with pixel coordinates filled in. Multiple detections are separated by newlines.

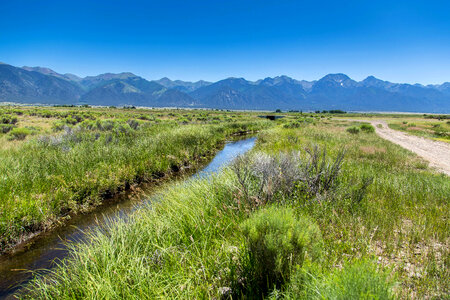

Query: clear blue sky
left=1, top=0, right=449, bottom=84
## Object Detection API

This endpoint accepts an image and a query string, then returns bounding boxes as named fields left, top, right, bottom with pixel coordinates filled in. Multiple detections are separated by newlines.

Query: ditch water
left=0, top=136, right=256, bottom=299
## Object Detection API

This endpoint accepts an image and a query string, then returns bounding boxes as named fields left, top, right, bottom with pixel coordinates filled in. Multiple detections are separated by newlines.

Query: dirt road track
left=362, top=120, right=450, bottom=176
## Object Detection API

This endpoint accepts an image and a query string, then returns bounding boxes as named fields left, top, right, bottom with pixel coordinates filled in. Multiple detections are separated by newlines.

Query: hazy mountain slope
left=1, top=63, right=449, bottom=112
left=79, top=72, right=138, bottom=91
left=155, top=89, right=197, bottom=107
left=22, top=66, right=82, bottom=82
left=189, top=77, right=299, bottom=109
left=80, top=77, right=198, bottom=107
left=155, top=77, right=211, bottom=92
left=0, top=64, right=83, bottom=104
left=80, top=80, right=148, bottom=106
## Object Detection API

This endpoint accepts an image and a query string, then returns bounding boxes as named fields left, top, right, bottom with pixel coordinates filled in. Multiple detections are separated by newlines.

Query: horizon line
left=3, top=61, right=449, bottom=86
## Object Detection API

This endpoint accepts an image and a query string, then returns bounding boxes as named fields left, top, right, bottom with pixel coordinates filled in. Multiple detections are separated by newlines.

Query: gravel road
left=364, top=120, right=450, bottom=176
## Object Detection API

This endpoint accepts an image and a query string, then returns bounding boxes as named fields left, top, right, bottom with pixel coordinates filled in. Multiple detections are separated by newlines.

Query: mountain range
left=1, top=62, right=449, bottom=112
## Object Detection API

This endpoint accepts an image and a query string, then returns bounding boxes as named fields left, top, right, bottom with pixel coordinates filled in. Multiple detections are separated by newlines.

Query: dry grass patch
left=360, top=146, right=386, bottom=154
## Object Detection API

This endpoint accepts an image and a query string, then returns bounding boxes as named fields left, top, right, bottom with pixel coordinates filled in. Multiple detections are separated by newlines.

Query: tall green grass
left=16, top=119, right=450, bottom=298
left=0, top=120, right=268, bottom=251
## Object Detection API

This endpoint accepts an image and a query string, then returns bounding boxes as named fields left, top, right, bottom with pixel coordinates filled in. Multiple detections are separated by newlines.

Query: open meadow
left=0, top=106, right=448, bottom=299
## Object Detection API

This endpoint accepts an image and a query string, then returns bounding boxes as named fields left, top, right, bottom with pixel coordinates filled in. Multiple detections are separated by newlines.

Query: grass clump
left=240, top=206, right=322, bottom=294
left=0, top=124, right=15, bottom=134
left=347, top=124, right=375, bottom=134
left=284, top=260, right=395, bottom=299
left=346, top=126, right=360, bottom=134
left=360, top=123, right=375, bottom=133
left=7, top=127, right=31, bottom=140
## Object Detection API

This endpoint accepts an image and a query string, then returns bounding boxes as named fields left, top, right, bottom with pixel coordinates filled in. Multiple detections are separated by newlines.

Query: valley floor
left=0, top=107, right=448, bottom=299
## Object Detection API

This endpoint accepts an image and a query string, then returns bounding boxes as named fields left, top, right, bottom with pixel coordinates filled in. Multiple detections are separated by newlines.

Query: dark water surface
left=0, top=136, right=256, bottom=299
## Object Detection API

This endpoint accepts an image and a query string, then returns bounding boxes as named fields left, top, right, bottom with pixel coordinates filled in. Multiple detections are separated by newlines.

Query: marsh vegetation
left=0, top=106, right=448, bottom=299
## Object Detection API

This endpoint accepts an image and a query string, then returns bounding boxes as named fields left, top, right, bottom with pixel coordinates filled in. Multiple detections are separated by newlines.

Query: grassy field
left=335, top=113, right=450, bottom=143
left=11, top=109, right=448, bottom=299
left=0, top=106, right=270, bottom=252
left=387, top=117, right=450, bottom=142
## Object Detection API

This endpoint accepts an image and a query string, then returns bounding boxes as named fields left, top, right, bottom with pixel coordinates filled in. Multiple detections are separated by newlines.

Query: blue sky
left=1, top=0, right=449, bottom=84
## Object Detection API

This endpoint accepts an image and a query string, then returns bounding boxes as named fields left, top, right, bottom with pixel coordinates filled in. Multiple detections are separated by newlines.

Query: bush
left=64, top=117, right=78, bottom=125
left=231, top=147, right=346, bottom=205
left=360, top=124, right=375, bottom=133
left=347, top=126, right=360, bottom=134
left=7, top=127, right=31, bottom=140
left=0, top=124, right=14, bottom=134
left=1, top=115, right=18, bottom=124
left=232, top=152, right=302, bottom=206
left=52, top=120, right=67, bottom=131
left=126, top=119, right=140, bottom=130
left=283, top=121, right=301, bottom=129
left=240, top=206, right=322, bottom=294
left=286, top=260, right=394, bottom=300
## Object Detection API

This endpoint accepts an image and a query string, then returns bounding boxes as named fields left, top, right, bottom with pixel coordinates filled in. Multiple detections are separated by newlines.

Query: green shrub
left=283, top=121, right=301, bottom=129
left=126, top=119, right=140, bottom=130
left=1, top=115, right=18, bottom=124
left=240, top=206, right=322, bottom=293
left=346, top=126, right=360, bottom=134
left=360, top=124, right=375, bottom=133
left=286, top=260, right=395, bottom=300
left=7, top=127, right=31, bottom=140
left=52, top=120, right=67, bottom=131
left=64, top=117, right=78, bottom=125
left=0, top=124, right=14, bottom=134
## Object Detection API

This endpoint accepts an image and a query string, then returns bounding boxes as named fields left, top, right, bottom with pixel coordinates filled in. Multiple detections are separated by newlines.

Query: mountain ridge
left=0, top=63, right=448, bottom=112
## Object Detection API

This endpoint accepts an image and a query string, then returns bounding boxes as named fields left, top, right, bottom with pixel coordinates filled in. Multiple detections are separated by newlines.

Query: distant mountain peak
left=22, top=66, right=83, bottom=83
left=361, top=76, right=395, bottom=89
left=22, top=66, right=61, bottom=76
left=362, top=75, right=383, bottom=83
left=315, top=73, right=357, bottom=88
left=320, top=73, right=351, bottom=82
left=85, top=72, right=138, bottom=80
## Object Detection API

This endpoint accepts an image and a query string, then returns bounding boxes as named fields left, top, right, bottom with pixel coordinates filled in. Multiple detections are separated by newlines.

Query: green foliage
left=240, top=206, right=322, bottom=293
left=64, top=116, right=78, bottom=125
left=1, top=114, right=18, bottom=124
left=284, top=260, right=395, bottom=299
left=346, top=126, right=360, bottom=134
left=1, top=108, right=447, bottom=299
left=360, top=124, right=375, bottom=133
left=0, top=124, right=14, bottom=134
left=283, top=121, right=301, bottom=129
left=7, top=127, right=31, bottom=140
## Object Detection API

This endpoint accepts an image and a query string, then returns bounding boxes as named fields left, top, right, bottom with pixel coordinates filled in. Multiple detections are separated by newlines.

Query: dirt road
left=363, top=120, right=450, bottom=176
